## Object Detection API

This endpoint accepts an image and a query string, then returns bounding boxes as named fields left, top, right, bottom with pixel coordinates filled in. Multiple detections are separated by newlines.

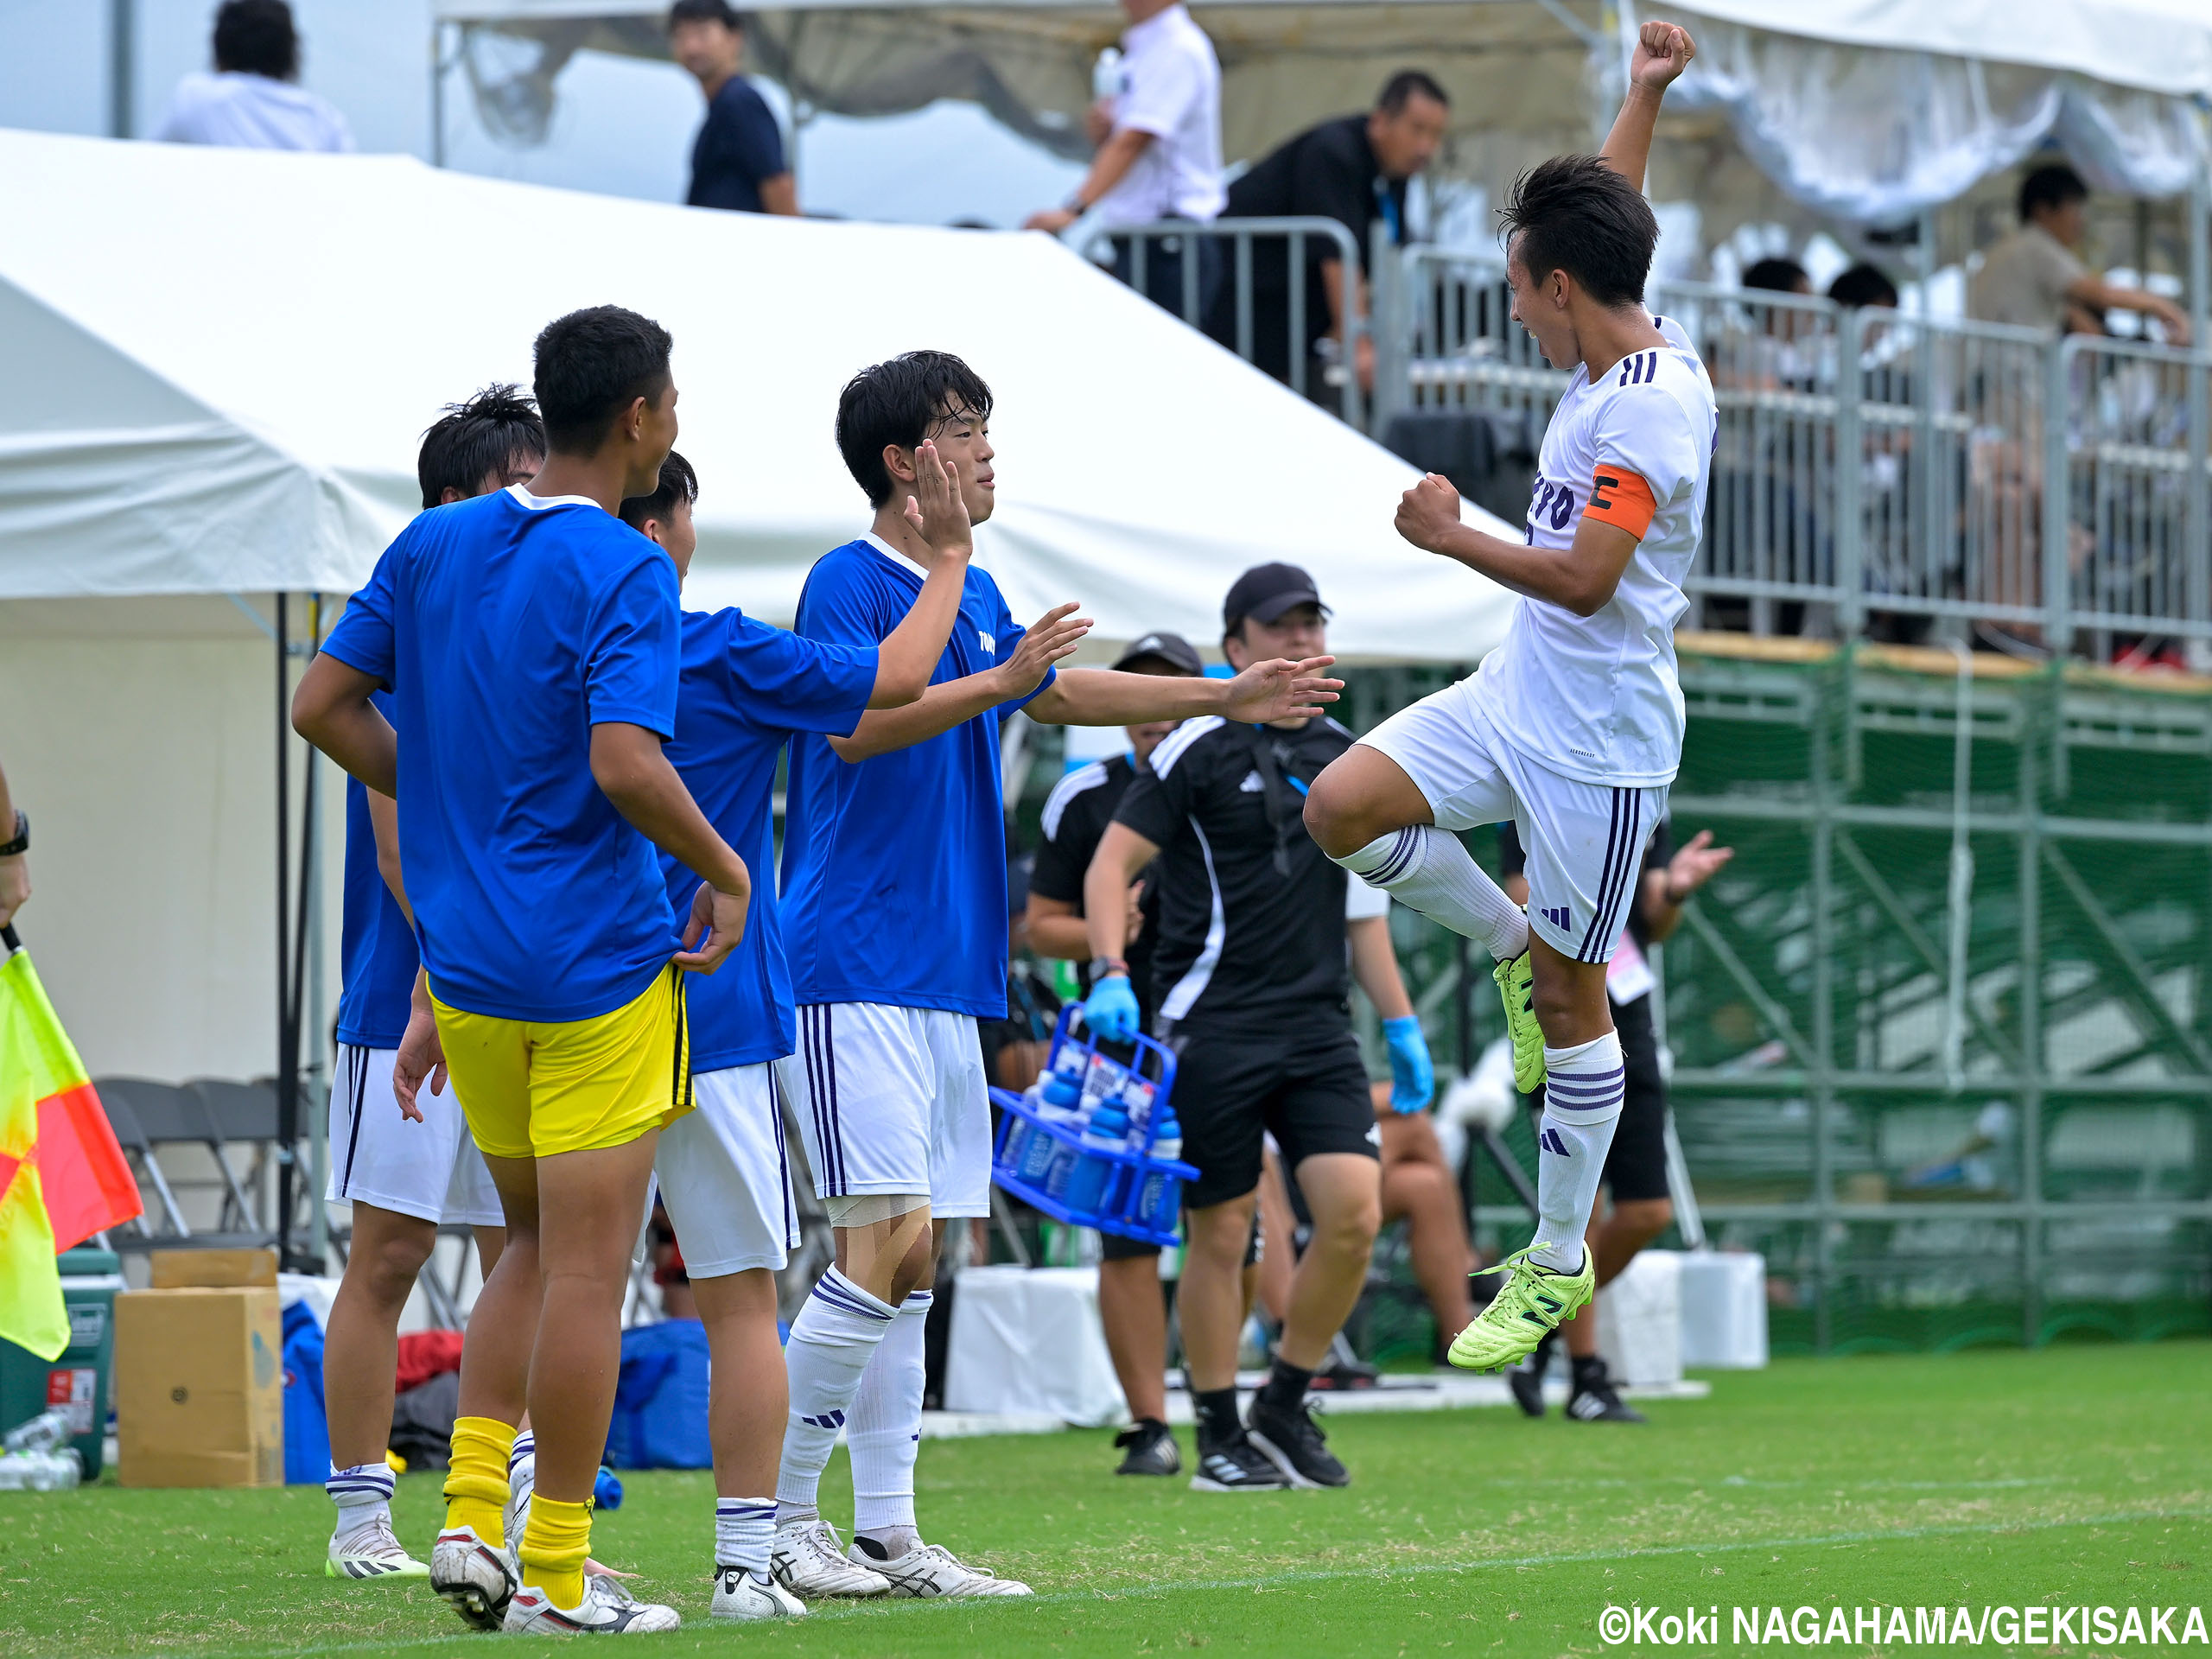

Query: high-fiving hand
left=1630, top=19, right=1695, bottom=93
left=996, top=602, right=1093, bottom=700
left=1664, top=828, right=1733, bottom=902
left=1221, top=655, right=1343, bottom=723
left=899, top=438, right=973, bottom=558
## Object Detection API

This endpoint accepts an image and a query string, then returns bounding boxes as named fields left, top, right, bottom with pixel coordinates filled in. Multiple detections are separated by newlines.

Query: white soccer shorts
left=772, top=1002, right=993, bottom=1218
left=327, top=1044, right=505, bottom=1227
left=652, top=1062, right=800, bottom=1278
left=1361, top=679, right=1666, bottom=965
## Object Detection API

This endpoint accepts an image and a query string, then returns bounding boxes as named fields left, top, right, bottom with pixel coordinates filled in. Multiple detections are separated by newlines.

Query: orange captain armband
left=1584, top=467, right=1657, bottom=537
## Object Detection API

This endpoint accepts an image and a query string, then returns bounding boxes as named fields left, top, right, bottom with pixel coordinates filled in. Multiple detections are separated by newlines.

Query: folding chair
left=188, top=1078, right=282, bottom=1231
left=92, top=1078, right=217, bottom=1237
left=86, top=1086, right=183, bottom=1238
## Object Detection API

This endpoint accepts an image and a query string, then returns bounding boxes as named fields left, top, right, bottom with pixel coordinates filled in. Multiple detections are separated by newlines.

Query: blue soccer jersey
left=662, top=607, right=878, bottom=1072
left=322, top=486, right=683, bottom=1023
left=333, top=689, right=418, bottom=1051
left=779, top=535, right=1054, bottom=1020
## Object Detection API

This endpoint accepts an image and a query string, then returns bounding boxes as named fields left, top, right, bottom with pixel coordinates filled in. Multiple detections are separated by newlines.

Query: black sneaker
left=1245, top=1396, right=1350, bottom=1490
left=1508, top=1329, right=1557, bottom=1419
left=1188, top=1432, right=1291, bottom=1493
left=1566, top=1357, right=1646, bottom=1423
left=1113, top=1419, right=1180, bottom=1476
left=1309, top=1354, right=1380, bottom=1392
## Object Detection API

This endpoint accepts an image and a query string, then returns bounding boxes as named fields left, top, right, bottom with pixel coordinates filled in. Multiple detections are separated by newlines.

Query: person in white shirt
left=156, top=0, right=353, bottom=156
left=1305, top=21, right=1713, bottom=1377
left=1024, top=0, right=1224, bottom=318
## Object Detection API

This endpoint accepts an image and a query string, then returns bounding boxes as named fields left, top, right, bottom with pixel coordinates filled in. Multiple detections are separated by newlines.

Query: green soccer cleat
left=1448, top=1247, right=1594, bottom=1373
left=1493, top=950, right=1546, bottom=1094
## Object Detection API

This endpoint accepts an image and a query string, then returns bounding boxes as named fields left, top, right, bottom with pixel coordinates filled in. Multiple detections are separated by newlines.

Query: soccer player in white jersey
left=1304, top=19, right=1714, bottom=1373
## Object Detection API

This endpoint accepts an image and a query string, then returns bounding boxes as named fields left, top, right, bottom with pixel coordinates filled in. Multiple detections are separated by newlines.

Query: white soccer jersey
left=1466, top=314, right=1717, bottom=787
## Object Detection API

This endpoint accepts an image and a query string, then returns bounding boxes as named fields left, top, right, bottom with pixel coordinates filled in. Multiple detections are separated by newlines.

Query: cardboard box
left=149, top=1249, right=278, bottom=1289
left=116, top=1287, right=283, bottom=1487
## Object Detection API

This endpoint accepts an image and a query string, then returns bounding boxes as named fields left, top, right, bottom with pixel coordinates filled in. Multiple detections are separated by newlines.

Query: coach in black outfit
left=1081, top=563, right=1430, bottom=1494
left=1206, top=70, right=1450, bottom=397
left=670, top=0, right=798, bottom=216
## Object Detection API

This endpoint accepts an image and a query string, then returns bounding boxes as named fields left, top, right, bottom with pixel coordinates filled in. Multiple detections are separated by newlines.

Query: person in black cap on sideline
left=1025, top=631, right=1203, bottom=1476
left=1078, top=564, right=1433, bottom=1493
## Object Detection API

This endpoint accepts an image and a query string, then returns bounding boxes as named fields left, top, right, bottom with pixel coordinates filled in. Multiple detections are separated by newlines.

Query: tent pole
left=276, top=592, right=296, bottom=1262
left=108, top=0, right=134, bottom=140
left=431, top=20, right=448, bottom=169
left=304, top=593, right=330, bottom=1263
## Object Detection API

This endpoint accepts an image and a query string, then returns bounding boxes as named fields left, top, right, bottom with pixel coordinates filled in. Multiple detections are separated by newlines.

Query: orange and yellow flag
left=1, top=934, right=141, bottom=1359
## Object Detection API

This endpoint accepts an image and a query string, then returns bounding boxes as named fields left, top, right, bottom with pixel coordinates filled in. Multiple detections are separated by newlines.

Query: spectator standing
left=1024, top=0, right=1224, bottom=316
left=1497, top=817, right=1732, bottom=1422
left=670, top=0, right=799, bottom=217
left=155, top=0, right=352, bottom=154
left=0, top=757, right=28, bottom=930
left=1827, top=262, right=1898, bottom=310
left=1969, top=163, right=2190, bottom=342
left=1209, top=72, right=1451, bottom=397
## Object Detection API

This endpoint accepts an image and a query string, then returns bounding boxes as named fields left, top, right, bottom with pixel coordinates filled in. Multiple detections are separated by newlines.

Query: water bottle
left=1139, top=1109, right=1183, bottom=1233
left=3, top=1408, right=73, bottom=1455
left=999, top=1078, right=1046, bottom=1173
left=0, top=1449, right=82, bottom=1491
left=1092, top=46, right=1124, bottom=105
left=1020, top=1074, right=1084, bottom=1185
left=1062, top=1102, right=1130, bottom=1217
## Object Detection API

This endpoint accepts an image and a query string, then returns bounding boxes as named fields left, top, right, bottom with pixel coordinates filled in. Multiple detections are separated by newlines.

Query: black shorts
left=1160, top=1016, right=1379, bottom=1211
left=1524, top=994, right=1669, bottom=1204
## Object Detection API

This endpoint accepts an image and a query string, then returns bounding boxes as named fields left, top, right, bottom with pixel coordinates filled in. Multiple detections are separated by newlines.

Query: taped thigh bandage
left=823, top=1192, right=931, bottom=1229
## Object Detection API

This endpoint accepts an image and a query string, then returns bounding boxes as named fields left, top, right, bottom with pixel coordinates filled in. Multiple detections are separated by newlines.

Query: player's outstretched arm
left=588, top=721, right=751, bottom=972
left=1396, top=473, right=1639, bottom=617
left=869, top=440, right=976, bottom=709
left=293, top=653, right=398, bottom=796
left=1025, top=656, right=1343, bottom=728
left=827, top=602, right=1092, bottom=762
left=1600, top=19, right=1694, bottom=192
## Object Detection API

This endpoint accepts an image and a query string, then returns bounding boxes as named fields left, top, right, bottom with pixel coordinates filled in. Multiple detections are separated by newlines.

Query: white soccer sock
left=326, top=1460, right=394, bottom=1540
left=508, top=1430, right=535, bottom=1474
left=1529, top=1032, right=1625, bottom=1272
left=715, top=1497, right=776, bottom=1575
left=849, top=1288, right=931, bottom=1550
left=1334, top=826, right=1529, bottom=962
left=775, top=1267, right=897, bottom=1524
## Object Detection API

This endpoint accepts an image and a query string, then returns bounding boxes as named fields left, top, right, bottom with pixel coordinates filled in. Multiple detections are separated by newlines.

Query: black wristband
left=0, top=810, right=25, bottom=858
left=1089, top=956, right=1128, bottom=980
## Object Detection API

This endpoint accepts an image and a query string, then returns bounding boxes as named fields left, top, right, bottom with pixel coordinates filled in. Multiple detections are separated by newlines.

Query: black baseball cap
left=1223, top=562, right=1331, bottom=634
left=1112, top=630, right=1205, bottom=676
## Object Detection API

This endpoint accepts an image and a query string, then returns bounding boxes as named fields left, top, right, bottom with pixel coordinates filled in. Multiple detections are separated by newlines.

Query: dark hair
left=1742, top=256, right=1811, bottom=295
left=213, top=0, right=299, bottom=79
left=1827, top=262, right=1899, bottom=310
left=1377, top=70, right=1449, bottom=116
left=417, top=385, right=545, bottom=511
left=668, top=0, right=744, bottom=29
left=619, top=450, right=699, bottom=534
left=2019, top=162, right=2088, bottom=223
left=1498, top=154, right=1658, bottom=310
left=531, top=306, right=674, bottom=454
left=835, top=351, right=994, bottom=508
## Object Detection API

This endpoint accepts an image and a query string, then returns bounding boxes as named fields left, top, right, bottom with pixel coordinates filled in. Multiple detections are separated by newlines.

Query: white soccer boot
left=429, top=1525, right=517, bottom=1630
left=711, top=1566, right=809, bottom=1620
left=769, top=1516, right=891, bottom=1599
left=503, top=1573, right=681, bottom=1635
left=324, top=1511, right=429, bottom=1581
left=850, top=1539, right=1033, bottom=1598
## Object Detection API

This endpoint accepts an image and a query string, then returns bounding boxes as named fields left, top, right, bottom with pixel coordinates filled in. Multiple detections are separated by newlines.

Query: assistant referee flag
left=0, top=928, right=141, bottom=1359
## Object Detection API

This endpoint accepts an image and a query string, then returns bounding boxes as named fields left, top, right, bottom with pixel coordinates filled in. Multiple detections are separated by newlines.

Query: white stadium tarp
left=0, top=128, right=1510, bottom=1084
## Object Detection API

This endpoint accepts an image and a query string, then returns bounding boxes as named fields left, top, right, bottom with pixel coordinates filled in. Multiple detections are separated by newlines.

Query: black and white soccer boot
left=1245, top=1396, right=1350, bottom=1490
left=503, top=1573, right=681, bottom=1634
left=430, top=1526, right=518, bottom=1630
left=1113, top=1419, right=1181, bottom=1477
left=1188, top=1432, right=1291, bottom=1493
left=1566, top=1355, right=1646, bottom=1422
left=711, top=1566, right=807, bottom=1621
left=1508, top=1328, right=1558, bottom=1419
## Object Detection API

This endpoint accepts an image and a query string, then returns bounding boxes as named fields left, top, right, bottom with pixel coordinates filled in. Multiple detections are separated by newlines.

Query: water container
left=1138, top=1113, right=1183, bottom=1231
left=999, top=1079, right=1046, bottom=1173
left=0, top=1448, right=81, bottom=1491
left=1062, top=1103, right=1130, bottom=1216
left=1092, top=46, right=1124, bottom=104
left=1020, top=1076, right=1084, bottom=1185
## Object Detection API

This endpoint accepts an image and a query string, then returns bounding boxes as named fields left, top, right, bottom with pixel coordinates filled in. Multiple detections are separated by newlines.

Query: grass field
left=3, top=1345, right=2206, bottom=1658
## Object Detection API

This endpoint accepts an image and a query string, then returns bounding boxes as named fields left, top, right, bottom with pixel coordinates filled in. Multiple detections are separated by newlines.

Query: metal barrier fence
left=1365, top=247, right=2212, bottom=654
left=1080, top=216, right=1366, bottom=426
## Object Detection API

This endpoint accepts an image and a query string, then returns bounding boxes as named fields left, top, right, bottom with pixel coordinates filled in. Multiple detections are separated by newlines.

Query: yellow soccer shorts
left=431, top=963, right=693, bottom=1160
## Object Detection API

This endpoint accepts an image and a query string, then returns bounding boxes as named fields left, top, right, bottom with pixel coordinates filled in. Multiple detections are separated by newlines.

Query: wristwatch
left=0, top=810, right=25, bottom=858
left=1088, top=956, right=1128, bottom=981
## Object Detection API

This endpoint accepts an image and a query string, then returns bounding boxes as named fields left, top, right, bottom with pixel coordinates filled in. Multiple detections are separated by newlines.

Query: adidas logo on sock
left=799, top=1408, right=846, bottom=1430
left=1538, top=1126, right=1571, bottom=1156
left=1541, top=905, right=1570, bottom=931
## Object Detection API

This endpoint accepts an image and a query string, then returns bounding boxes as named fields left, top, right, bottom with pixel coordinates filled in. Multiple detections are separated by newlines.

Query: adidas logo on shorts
left=1541, top=905, right=1570, bottom=931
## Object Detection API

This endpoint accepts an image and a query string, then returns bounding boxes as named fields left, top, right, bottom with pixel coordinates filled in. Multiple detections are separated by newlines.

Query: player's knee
left=1300, top=767, right=1367, bottom=859
left=1615, top=1197, right=1673, bottom=1246
left=1188, top=1200, right=1256, bottom=1265
left=1313, top=1192, right=1382, bottom=1258
left=355, top=1226, right=435, bottom=1305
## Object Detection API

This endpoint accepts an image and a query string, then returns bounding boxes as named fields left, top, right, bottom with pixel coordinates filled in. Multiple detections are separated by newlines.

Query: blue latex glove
left=1382, top=1015, right=1434, bottom=1114
left=1083, top=974, right=1141, bottom=1045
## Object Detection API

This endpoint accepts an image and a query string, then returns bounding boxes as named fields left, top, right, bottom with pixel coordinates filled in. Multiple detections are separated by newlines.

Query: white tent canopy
left=0, top=127, right=1509, bottom=657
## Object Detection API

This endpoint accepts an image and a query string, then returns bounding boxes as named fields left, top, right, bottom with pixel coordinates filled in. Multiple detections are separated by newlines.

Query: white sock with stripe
left=775, top=1267, right=897, bottom=1525
left=849, top=1288, right=932, bottom=1559
left=326, top=1460, right=394, bottom=1542
left=1529, top=1031, right=1625, bottom=1273
left=715, top=1497, right=777, bottom=1575
left=1332, top=826, right=1529, bottom=962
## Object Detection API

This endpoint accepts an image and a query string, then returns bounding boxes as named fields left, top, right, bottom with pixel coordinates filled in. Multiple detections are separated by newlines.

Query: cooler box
left=944, top=1265, right=1124, bottom=1426
left=0, top=1245, right=124, bottom=1479
left=1594, top=1248, right=1682, bottom=1388
left=1677, top=1250, right=1769, bottom=1369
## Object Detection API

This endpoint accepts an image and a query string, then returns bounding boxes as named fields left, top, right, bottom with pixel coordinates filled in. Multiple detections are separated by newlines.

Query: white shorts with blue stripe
left=771, top=1002, right=993, bottom=1219
left=1361, top=683, right=1666, bottom=964
left=653, top=1062, right=801, bottom=1277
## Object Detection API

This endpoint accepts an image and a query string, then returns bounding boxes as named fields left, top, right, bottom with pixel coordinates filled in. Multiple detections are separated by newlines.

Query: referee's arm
left=1083, top=822, right=1161, bottom=966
